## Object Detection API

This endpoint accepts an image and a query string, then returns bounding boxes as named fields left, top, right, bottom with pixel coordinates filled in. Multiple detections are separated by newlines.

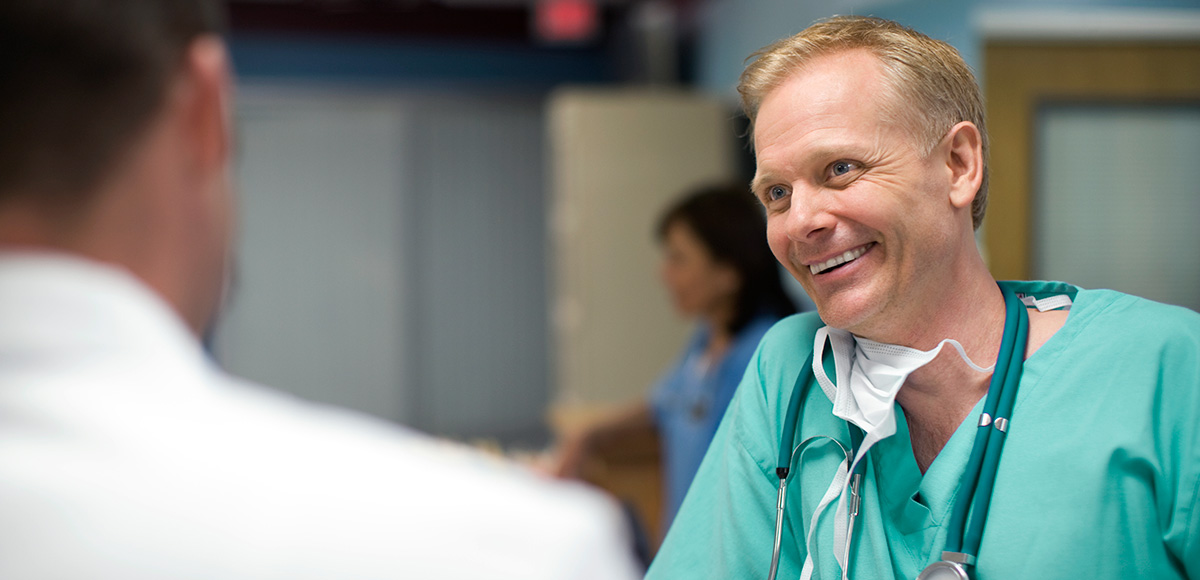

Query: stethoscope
left=767, top=283, right=1029, bottom=580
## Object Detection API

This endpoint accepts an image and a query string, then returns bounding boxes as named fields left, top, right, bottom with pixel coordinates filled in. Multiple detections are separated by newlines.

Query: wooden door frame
left=982, top=26, right=1200, bottom=280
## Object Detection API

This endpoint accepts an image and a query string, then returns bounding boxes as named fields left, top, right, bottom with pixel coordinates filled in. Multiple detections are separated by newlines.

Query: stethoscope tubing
left=771, top=282, right=1029, bottom=579
left=943, top=286, right=1020, bottom=553
left=961, top=287, right=1028, bottom=556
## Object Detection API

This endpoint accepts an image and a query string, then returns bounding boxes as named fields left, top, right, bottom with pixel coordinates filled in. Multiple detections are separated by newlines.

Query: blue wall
left=229, top=34, right=612, bottom=89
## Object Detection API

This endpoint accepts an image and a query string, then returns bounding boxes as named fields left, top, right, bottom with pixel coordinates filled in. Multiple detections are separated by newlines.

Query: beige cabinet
left=547, top=88, right=739, bottom=545
left=548, top=88, right=739, bottom=406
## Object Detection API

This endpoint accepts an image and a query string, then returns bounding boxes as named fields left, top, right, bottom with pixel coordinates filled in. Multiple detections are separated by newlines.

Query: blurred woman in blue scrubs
left=554, top=183, right=798, bottom=534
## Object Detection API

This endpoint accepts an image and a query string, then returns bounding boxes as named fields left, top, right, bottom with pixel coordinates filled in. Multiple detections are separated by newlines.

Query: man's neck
left=0, top=180, right=208, bottom=338
left=886, top=258, right=1006, bottom=473
left=899, top=268, right=1006, bottom=395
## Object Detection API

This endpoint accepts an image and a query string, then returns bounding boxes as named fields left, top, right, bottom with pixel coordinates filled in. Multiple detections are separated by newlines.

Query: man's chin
left=812, top=298, right=878, bottom=334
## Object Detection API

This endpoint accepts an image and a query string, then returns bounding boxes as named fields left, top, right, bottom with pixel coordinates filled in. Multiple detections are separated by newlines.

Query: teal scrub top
left=646, top=281, right=1200, bottom=580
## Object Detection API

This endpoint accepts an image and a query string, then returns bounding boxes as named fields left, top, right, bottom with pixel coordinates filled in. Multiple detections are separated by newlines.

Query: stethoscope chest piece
left=916, top=552, right=975, bottom=580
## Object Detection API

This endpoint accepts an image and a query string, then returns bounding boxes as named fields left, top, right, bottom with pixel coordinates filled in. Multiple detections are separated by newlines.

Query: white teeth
left=809, top=245, right=869, bottom=275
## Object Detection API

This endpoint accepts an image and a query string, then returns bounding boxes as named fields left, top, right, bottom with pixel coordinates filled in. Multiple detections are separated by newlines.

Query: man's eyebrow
left=748, top=174, right=771, bottom=197
left=750, top=167, right=797, bottom=194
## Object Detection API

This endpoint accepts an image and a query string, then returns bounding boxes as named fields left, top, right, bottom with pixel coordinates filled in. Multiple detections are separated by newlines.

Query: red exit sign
left=535, top=0, right=598, bottom=43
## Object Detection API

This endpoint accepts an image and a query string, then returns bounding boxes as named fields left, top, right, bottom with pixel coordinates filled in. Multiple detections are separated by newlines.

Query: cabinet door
left=548, top=89, right=737, bottom=406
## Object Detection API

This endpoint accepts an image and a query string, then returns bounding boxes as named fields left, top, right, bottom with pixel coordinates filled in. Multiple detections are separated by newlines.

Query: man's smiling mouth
left=809, top=243, right=873, bottom=275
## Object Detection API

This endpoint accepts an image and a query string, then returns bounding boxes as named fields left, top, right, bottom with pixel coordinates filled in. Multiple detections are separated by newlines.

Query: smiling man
left=646, top=16, right=1200, bottom=580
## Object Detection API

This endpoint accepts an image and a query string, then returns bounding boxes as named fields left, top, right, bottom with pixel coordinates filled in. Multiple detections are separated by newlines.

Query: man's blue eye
left=768, top=185, right=788, bottom=201
left=832, top=161, right=853, bottom=176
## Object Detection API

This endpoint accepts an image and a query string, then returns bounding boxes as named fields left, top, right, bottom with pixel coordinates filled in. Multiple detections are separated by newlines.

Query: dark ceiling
left=226, top=0, right=623, bottom=44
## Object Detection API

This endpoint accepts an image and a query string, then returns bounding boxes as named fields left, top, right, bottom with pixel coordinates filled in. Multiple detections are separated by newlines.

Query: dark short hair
left=0, top=0, right=225, bottom=202
left=656, top=183, right=798, bottom=335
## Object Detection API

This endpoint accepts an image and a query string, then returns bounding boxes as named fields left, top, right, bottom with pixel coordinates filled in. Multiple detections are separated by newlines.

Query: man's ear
left=179, top=35, right=233, bottom=174
left=943, top=121, right=984, bottom=211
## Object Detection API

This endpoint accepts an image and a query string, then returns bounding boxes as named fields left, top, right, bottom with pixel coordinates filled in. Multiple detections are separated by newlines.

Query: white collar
left=0, top=251, right=208, bottom=377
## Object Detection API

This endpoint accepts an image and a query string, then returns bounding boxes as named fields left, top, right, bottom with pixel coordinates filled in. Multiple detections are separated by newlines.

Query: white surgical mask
left=799, top=326, right=993, bottom=580
left=814, top=326, right=994, bottom=447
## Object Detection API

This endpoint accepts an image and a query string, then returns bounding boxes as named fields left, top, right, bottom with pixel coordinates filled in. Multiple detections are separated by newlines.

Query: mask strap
left=813, top=326, right=855, bottom=403
left=807, top=327, right=865, bottom=580
left=812, top=327, right=836, bottom=401
left=856, top=337, right=995, bottom=374
left=799, top=456, right=850, bottom=580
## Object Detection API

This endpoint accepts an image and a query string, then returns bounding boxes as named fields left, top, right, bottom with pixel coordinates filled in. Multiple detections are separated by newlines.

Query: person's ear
left=179, top=35, right=233, bottom=175
left=942, top=121, right=984, bottom=211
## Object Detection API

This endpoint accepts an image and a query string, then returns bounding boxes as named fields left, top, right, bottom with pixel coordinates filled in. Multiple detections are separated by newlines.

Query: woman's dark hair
left=656, top=183, right=798, bottom=335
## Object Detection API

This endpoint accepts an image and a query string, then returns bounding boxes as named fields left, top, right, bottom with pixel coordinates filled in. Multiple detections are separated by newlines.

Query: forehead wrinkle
left=757, top=127, right=884, bottom=181
left=753, top=51, right=917, bottom=193
left=761, top=111, right=913, bottom=183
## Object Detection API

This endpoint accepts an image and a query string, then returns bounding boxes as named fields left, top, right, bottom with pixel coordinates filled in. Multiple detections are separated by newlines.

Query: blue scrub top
left=649, top=315, right=778, bottom=530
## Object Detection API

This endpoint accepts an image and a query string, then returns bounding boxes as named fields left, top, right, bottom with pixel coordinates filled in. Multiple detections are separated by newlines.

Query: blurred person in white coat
left=0, top=1, right=641, bottom=578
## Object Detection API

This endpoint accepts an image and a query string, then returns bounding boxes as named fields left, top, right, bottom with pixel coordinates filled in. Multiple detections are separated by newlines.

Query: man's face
left=751, top=49, right=958, bottom=340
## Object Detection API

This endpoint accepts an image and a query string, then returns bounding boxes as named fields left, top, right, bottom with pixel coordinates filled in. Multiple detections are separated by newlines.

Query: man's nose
left=784, top=187, right=835, bottom=241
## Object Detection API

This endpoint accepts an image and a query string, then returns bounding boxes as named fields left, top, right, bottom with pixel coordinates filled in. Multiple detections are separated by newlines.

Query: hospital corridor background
left=207, top=0, right=1200, bottom=562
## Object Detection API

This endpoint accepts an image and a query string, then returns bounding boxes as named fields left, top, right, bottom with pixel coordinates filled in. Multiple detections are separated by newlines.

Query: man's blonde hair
left=738, top=16, right=989, bottom=229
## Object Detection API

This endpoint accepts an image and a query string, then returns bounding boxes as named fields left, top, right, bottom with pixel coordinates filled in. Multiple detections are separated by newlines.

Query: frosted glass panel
left=1034, top=105, right=1200, bottom=312
left=214, top=91, right=551, bottom=446
left=217, top=99, right=410, bottom=423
